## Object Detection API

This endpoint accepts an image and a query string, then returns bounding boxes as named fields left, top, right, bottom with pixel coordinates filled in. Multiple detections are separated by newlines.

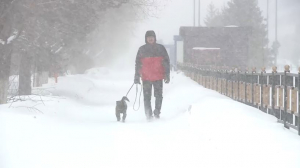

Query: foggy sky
left=135, top=0, right=229, bottom=44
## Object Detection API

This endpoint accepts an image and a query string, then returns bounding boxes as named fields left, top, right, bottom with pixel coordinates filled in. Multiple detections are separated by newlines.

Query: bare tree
left=0, top=0, right=20, bottom=103
left=0, top=0, right=161, bottom=104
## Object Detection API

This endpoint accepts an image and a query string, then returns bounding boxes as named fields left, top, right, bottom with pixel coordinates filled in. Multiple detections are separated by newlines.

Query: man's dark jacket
left=134, top=34, right=170, bottom=82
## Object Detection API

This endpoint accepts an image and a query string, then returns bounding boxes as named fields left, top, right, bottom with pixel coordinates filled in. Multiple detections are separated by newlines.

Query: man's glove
left=164, top=76, right=170, bottom=84
left=134, top=77, right=141, bottom=84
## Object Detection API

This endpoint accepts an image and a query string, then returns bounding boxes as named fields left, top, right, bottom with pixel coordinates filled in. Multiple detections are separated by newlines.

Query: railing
left=178, top=63, right=300, bottom=136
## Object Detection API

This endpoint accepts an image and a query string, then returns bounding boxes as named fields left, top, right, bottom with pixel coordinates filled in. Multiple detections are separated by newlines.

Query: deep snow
left=0, top=68, right=300, bottom=168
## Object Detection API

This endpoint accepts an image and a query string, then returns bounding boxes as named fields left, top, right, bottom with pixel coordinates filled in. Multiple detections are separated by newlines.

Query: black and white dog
left=115, top=96, right=130, bottom=122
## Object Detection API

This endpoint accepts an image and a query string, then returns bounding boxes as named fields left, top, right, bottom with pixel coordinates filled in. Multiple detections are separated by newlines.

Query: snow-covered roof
left=193, top=47, right=220, bottom=50
left=225, top=25, right=239, bottom=27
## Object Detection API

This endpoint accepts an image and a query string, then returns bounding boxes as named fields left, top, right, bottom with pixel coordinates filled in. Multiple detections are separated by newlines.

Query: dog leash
left=126, top=83, right=143, bottom=111
left=126, top=83, right=135, bottom=97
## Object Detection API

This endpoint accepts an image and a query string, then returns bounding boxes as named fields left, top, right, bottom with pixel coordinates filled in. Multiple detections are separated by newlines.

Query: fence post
left=225, top=70, right=228, bottom=96
left=197, top=66, right=200, bottom=83
left=252, top=68, right=256, bottom=107
left=260, top=68, right=263, bottom=111
left=231, top=68, right=234, bottom=99
left=283, top=65, right=290, bottom=129
left=192, top=65, right=195, bottom=81
left=221, top=69, right=223, bottom=94
left=237, top=68, right=240, bottom=101
left=216, top=69, right=219, bottom=92
left=260, top=67, right=266, bottom=111
left=272, top=66, right=277, bottom=117
left=204, top=69, right=207, bottom=88
left=298, top=67, right=300, bottom=135
left=244, top=68, right=248, bottom=104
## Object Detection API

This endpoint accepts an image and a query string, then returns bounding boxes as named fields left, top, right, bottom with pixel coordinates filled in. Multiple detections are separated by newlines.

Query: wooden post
left=220, top=70, right=223, bottom=94
left=237, top=68, right=240, bottom=101
left=231, top=67, right=234, bottom=99
left=244, top=68, right=248, bottom=104
left=260, top=67, right=266, bottom=110
left=272, top=66, right=277, bottom=116
left=252, top=68, right=256, bottom=107
left=225, top=69, right=228, bottom=96
left=283, top=65, right=290, bottom=129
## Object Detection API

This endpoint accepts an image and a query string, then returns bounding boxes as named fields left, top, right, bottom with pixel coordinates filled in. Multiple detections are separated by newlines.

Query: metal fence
left=178, top=63, right=300, bottom=136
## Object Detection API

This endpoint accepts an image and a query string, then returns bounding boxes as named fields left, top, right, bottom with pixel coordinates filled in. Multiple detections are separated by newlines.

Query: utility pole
left=267, top=0, right=269, bottom=46
left=275, top=0, right=278, bottom=43
left=193, top=0, right=196, bottom=27
left=265, top=0, right=269, bottom=67
left=198, top=0, right=201, bottom=27
left=275, top=0, right=278, bottom=66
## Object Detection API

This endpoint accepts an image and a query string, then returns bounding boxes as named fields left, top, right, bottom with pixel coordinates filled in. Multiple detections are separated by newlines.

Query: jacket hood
left=145, top=30, right=156, bottom=44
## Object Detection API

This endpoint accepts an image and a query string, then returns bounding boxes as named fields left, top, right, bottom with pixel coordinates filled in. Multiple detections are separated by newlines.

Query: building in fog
left=176, top=26, right=252, bottom=69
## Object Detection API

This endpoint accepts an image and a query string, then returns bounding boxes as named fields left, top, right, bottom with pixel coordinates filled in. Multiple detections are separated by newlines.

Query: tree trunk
left=19, top=54, right=32, bottom=95
left=0, top=78, right=9, bottom=104
left=0, top=45, right=12, bottom=104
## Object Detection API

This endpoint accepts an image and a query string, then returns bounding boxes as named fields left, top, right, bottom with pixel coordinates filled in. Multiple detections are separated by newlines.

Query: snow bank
left=189, top=97, right=300, bottom=168
left=85, top=67, right=110, bottom=75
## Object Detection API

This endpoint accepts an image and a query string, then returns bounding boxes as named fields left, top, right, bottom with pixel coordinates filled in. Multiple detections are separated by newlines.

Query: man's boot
left=153, top=109, right=160, bottom=119
left=145, top=106, right=153, bottom=120
left=144, top=99, right=153, bottom=120
left=154, top=97, right=163, bottom=119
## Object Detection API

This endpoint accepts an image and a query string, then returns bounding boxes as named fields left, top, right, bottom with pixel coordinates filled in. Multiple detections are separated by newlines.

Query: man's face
left=146, top=36, right=155, bottom=44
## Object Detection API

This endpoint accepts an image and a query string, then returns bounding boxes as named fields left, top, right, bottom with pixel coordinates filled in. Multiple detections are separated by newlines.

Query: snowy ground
left=1, top=68, right=300, bottom=168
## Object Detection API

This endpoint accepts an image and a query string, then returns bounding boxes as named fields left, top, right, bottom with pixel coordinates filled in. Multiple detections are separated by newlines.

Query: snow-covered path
left=1, top=68, right=300, bottom=168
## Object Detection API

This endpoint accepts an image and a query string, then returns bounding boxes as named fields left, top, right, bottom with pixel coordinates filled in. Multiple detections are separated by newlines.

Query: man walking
left=134, top=30, right=170, bottom=120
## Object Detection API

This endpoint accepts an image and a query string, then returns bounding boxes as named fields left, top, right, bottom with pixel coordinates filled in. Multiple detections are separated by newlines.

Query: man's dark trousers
left=142, top=80, right=163, bottom=117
